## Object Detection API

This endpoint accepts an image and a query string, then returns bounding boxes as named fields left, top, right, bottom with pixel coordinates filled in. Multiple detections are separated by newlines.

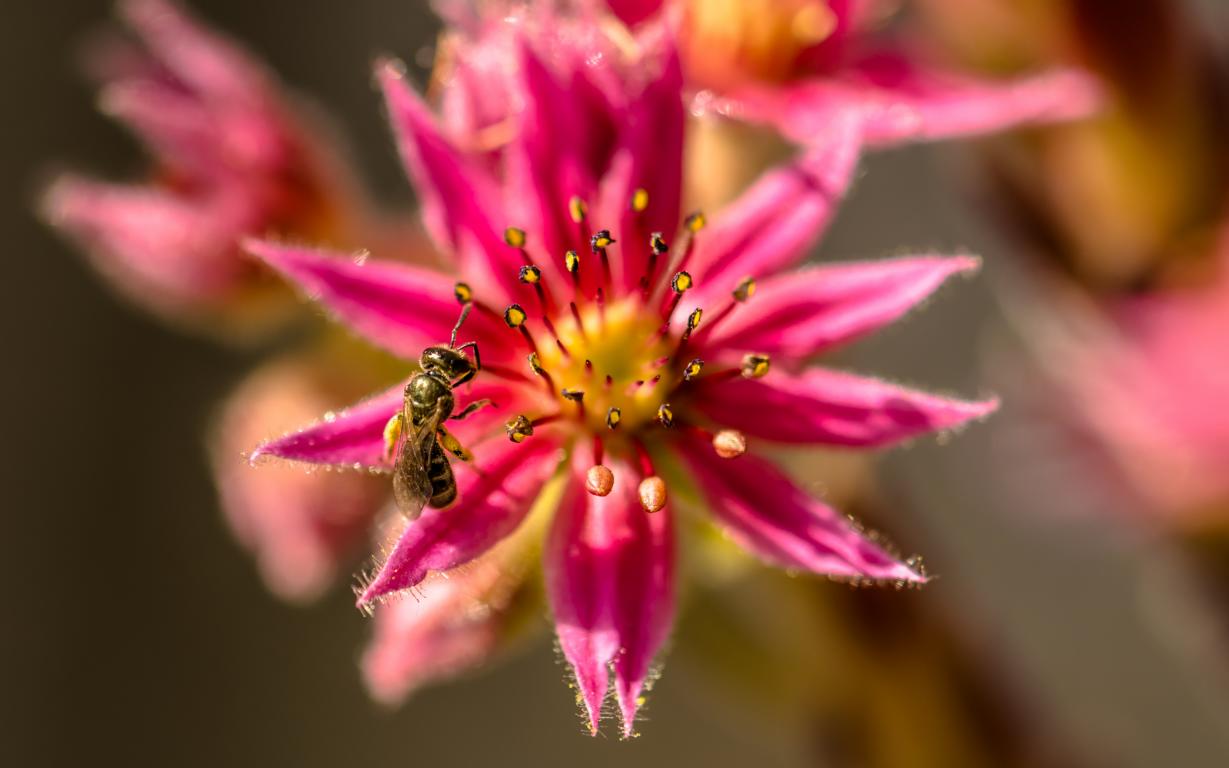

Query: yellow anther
left=528, top=352, right=545, bottom=375
left=518, top=265, right=542, bottom=284
left=671, top=271, right=693, bottom=294
left=568, top=196, right=588, bottom=223
left=741, top=353, right=770, bottom=379
left=564, top=250, right=581, bottom=274
left=606, top=407, right=622, bottom=429
left=505, top=414, right=534, bottom=443
left=631, top=188, right=649, bottom=212
left=683, top=358, right=704, bottom=381
left=454, top=282, right=473, bottom=304
left=638, top=476, right=666, bottom=513
left=586, top=465, right=614, bottom=496
left=650, top=232, right=669, bottom=255
left=561, top=389, right=585, bottom=402
left=712, top=429, right=747, bottom=459
left=685, top=211, right=707, bottom=232
left=504, top=227, right=527, bottom=249
left=686, top=308, right=703, bottom=331
left=503, top=304, right=527, bottom=328
left=733, top=276, right=757, bottom=302
left=591, top=230, right=615, bottom=250
left=657, top=403, right=674, bottom=427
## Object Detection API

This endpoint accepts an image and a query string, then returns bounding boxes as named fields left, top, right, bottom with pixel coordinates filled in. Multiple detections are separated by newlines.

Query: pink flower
left=584, top=0, right=1102, bottom=147
left=1007, top=231, right=1229, bottom=524
left=42, top=0, right=367, bottom=328
left=245, top=30, right=994, bottom=736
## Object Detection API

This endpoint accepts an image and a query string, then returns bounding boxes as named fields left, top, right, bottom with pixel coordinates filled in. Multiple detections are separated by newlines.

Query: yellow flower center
left=682, top=0, right=837, bottom=87
left=537, top=297, right=674, bottom=434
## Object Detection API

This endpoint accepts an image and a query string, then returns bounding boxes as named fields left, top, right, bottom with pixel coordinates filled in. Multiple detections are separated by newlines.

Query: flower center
left=537, top=296, right=673, bottom=433
left=682, top=0, right=838, bottom=86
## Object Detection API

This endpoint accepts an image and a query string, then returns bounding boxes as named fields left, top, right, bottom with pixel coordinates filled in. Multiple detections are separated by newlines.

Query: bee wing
left=391, top=399, right=445, bottom=521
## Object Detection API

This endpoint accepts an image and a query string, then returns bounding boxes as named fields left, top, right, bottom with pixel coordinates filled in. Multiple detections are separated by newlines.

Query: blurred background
left=6, top=1, right=1229, bottom=766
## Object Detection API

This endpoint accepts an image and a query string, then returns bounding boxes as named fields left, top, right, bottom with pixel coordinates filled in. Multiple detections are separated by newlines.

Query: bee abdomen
left=426, top=445, right=458, bottom=508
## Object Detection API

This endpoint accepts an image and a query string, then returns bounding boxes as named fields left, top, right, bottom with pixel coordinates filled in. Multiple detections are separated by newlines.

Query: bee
left=383, top=303, right=491, bottom=520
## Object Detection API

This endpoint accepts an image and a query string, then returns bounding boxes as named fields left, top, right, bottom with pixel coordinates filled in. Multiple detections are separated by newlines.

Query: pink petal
left=681, top=442, right=924, bottom=582
left=358, top=440, right=560, bottom=606
left=376, top=60, right=520, bottom=300
left=600, top=0, right=663, bottom=28
left=361, top=543, right=527, bottom=704
left=702, top=255, right=980, bottom=360
left=611, top=47, right=684, bottom=292
left=713, top=55, right=1100, bottom=148
left=245, top=240, right=510, bottom=362
left=213, top=357, right=387, bottom=602
left=849, top=57, right=1103, bottom=147
left=250, top=379, right=513, bottom=470
left=693, top=368, right=998, bottom=447
left=120, top=0, right=270, bottom=105
left=43, top=175, right=241, bottom=306
left=545, top=463, right=675, bottom=737
left=687, top=118, right=863, bottom=303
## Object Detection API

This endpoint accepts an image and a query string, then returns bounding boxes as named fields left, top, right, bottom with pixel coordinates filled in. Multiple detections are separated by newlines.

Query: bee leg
left=450, top=398, right=494, bottom=421
left=451, top=366, right=477, bottom=388
left=435, top=426, right=474, bottom=463
left=456, top=341, right=482, bottom=371
left=382, top=412, right=404, bottom=463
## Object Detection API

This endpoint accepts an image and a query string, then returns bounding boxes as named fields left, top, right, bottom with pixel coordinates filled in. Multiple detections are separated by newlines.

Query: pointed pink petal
left=362, top=545, right=525, bottom=704
left=376, top=60, right=520, bottom=300
left=848, top=56, right=1103, bottom=147
left=687, top=118, right=863, bottom=303
left=250, top=379, right=513, bottom=470
left=213, top=358, right=387, bottom=602
left=359, top=440, right=559, bottom=606
left=703, top=255, right=980, bottom=359
left=611, top=487, right=673, bottom=737
left=693, top=368, right=998, bottom=447
left=43, top=175, right=241, bottom=305
left=545, top=463, right=675, bottom=737
left=712, top=55, right=1100, bottom=148
left=120, top=0, right=270, bottom=104
left=245, top=240, right=510, bottom=362
left=611, top=48, right=684, bottom=292
left=681, top=443, right=924, bottom=582
left=600, top=0, right=664, bottom=27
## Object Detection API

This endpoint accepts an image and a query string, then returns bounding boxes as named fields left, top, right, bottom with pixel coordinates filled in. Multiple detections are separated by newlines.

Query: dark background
left=6, top=2, right=1229, bottom=766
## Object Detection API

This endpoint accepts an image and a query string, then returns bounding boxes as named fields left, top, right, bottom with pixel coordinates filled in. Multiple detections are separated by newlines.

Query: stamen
left=592, top=434, right=605, bottom=465
left=606, top=407, right=622, bottom=429
left=591, top=230, right=615, bottom=289
left=505, top=415, right=534, bottom=443
left=567, top=299, right=587, bottom=341
left=561, top=388, right=586, bottom=421
left=585, top=464, right=614, bottom=497
left=673, top=211, right=706, bottom=277
left=741, top=353, right=771, bottom=379
left=682, top=358, right=704, bottom=382
left=584, top=359, right=594, bottom=376
left=638, top=476, right=666, bottom=513
left=631, top=188, right=649, bottom=213
left=531, top=414, right=562, bottom=428
left=712, top=429, right=748, bottom=458
left=527, top=352, right=556, bottom=394
left=640, top=232, right=670, bottom=300
left=564, top=249, right=582, bottom=301
left=659, top=270, right=693, bottom=328
left=673, top=307, right=703, bottom=360
left=657, top=403, right=674, bottom=428
left=453, top=282, right=473, bottom=305
left=693, top=276, right=757, bottom=345
left=504, top=227, right=532, bottom=265
left=502, top=304, right=538, bottom=354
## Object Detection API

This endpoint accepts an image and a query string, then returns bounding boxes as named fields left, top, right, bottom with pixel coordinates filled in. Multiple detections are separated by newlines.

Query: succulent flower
left=42, top=0, right=371, bottom=331
left=577, top=0, right=1102, bottom=148
left=243, top=23, right=993, bottom=736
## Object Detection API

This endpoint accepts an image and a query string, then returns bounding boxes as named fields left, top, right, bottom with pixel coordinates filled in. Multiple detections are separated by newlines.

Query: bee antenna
left=450, top=302, right=473, bottom=348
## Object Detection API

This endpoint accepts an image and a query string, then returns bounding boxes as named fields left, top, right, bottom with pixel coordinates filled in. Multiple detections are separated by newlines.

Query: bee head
left=421, top=346, right=474, bottom=382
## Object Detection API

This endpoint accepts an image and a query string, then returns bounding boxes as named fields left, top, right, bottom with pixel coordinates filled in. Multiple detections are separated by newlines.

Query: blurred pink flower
left=42, top=0, right=367, bottom=328
left=582, top=0, right=1101, bottom=147
left=1008, top=231, right=1229, bottom=524
left=213, top=353, right=388, bottom=602
left=245, top=27, right=993, bottom=736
